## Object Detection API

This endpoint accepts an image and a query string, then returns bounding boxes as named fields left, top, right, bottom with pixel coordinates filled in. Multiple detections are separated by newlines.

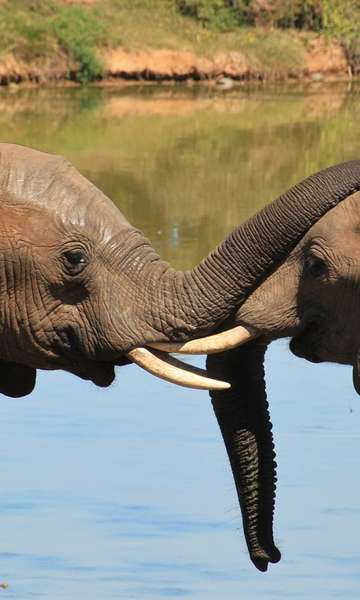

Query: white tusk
left=148, top=325, right=256, bottom=355
left=126, top=347, right=230, bottom=391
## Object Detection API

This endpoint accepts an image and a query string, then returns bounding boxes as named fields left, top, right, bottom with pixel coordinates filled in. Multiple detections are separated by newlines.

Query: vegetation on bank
left=177, top=0, right=360, bottom=71
left=0, top=1, right=107, bottom=83
left=0, top=0, right=358, bottom=84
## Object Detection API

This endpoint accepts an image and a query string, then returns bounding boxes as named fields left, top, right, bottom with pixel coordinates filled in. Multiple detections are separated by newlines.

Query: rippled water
left=0, top=83, right=360, bottom=598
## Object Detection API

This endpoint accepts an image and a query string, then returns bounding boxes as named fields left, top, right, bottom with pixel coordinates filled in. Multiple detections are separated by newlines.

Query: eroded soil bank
left=0, top=36, right=352, bottom=86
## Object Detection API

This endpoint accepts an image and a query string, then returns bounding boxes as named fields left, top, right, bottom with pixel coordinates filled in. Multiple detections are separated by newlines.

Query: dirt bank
left=103, top=38, right=349, bottom=82
left=0, top=36, right=351, bottom=86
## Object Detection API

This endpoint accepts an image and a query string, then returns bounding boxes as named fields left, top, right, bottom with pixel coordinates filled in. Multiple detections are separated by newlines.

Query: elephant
left=1, top=143, right=360, bottom=573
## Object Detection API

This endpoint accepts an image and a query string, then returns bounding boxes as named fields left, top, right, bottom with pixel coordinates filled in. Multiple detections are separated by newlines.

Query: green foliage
left=176, top=0, right=359, bottom=36
left=322, top=0, right=360, bottom=72
left=175, top=0, right=360, bottom=73
left=53, top=7, right=106, bottom=84
left=250, top=0, right=323, bottom=30
left=322, top=0, right=360, bottom=37
left=0, top=2, right=107, bottom=83
left=177, top=0, right=244, bottom=31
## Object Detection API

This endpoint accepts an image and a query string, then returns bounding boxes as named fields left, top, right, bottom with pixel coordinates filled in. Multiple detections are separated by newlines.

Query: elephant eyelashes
left=62, top=249, right=88, bottom=275
left=304, top=254, right=327, bottom=278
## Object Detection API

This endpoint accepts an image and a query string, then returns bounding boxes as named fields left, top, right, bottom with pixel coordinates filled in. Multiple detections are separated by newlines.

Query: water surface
left=0, top=83, right=360, bottom=598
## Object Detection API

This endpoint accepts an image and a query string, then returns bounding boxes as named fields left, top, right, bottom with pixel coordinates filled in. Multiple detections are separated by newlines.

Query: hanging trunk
left=208, top=342, right=279, bottom=572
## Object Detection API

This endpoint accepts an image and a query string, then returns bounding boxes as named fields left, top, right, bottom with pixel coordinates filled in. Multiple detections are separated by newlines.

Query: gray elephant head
left=208, top=191, right=360, bottom=571
left=0, top=143, right=233, bottom=395
left=1, top=143, right=360, bottom=572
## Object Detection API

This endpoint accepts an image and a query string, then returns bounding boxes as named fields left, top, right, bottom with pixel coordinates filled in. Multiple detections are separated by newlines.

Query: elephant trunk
left=172, top=160, right=360, bottom=335
left=208, top=342, right=280, bottom=571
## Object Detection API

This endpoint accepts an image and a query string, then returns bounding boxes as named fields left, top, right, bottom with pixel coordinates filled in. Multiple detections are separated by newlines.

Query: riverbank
left=0, top=36, right=351, bottom=87
left=0, top=1, right=355, bottom=86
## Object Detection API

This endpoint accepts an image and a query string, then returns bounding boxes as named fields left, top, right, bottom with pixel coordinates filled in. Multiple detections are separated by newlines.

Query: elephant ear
left=0, top=361, right=36, bottom=397
left=207, top=341, right=280, bottom=572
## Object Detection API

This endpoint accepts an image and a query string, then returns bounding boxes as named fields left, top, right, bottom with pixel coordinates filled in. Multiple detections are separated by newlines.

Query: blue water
left=1, top=341, right=360, bottom=599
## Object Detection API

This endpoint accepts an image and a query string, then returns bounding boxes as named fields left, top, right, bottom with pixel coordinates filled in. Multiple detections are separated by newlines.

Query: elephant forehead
left=306, top=191, right=360, bottom=254
left=0, top=143, right=130, bottom=241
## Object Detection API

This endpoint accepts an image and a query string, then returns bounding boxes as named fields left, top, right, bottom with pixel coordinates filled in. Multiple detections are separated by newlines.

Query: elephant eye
left=62, top=249, right=88, bottom=275
left=304, top=253, right=327, bottom=278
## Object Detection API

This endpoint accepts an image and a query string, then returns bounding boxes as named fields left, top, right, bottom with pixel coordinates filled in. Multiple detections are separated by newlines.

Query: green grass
left=0, top=1, right=106, bottom=83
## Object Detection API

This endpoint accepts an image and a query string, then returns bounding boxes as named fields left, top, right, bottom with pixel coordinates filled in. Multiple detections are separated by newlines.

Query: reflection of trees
left=0, top=85, right=359, bottom=269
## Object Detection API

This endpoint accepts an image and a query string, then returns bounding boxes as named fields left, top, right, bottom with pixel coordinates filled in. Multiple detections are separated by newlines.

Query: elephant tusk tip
left=218, top=381, right=231, bottom=390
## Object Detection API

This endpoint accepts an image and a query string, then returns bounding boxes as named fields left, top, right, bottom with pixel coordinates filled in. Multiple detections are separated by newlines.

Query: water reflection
left=1, top=83, right=360, bottom=268
left=0, top=85, right=360, bottom=598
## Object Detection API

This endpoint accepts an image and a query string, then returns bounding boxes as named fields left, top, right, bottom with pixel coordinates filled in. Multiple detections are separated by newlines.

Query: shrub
left=53, top=6, right=106, bottom=84
left=322, top=0, right=360, bottom=37
left=322, top=0, right=360, bottom=73
left=177, top=0, right=245, bottom=31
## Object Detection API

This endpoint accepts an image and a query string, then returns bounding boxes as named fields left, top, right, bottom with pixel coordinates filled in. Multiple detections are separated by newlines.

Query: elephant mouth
left=53, top=329, right=116, bottom=387
left=125, top=324, right=257, bottom=390
left=290, top=323, right=360, bottom=399
left=56, top=323, right=259, bottom=390
left=67, top=360, right=116, bottom=388
left=289, top=321, right=323, bottom=363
